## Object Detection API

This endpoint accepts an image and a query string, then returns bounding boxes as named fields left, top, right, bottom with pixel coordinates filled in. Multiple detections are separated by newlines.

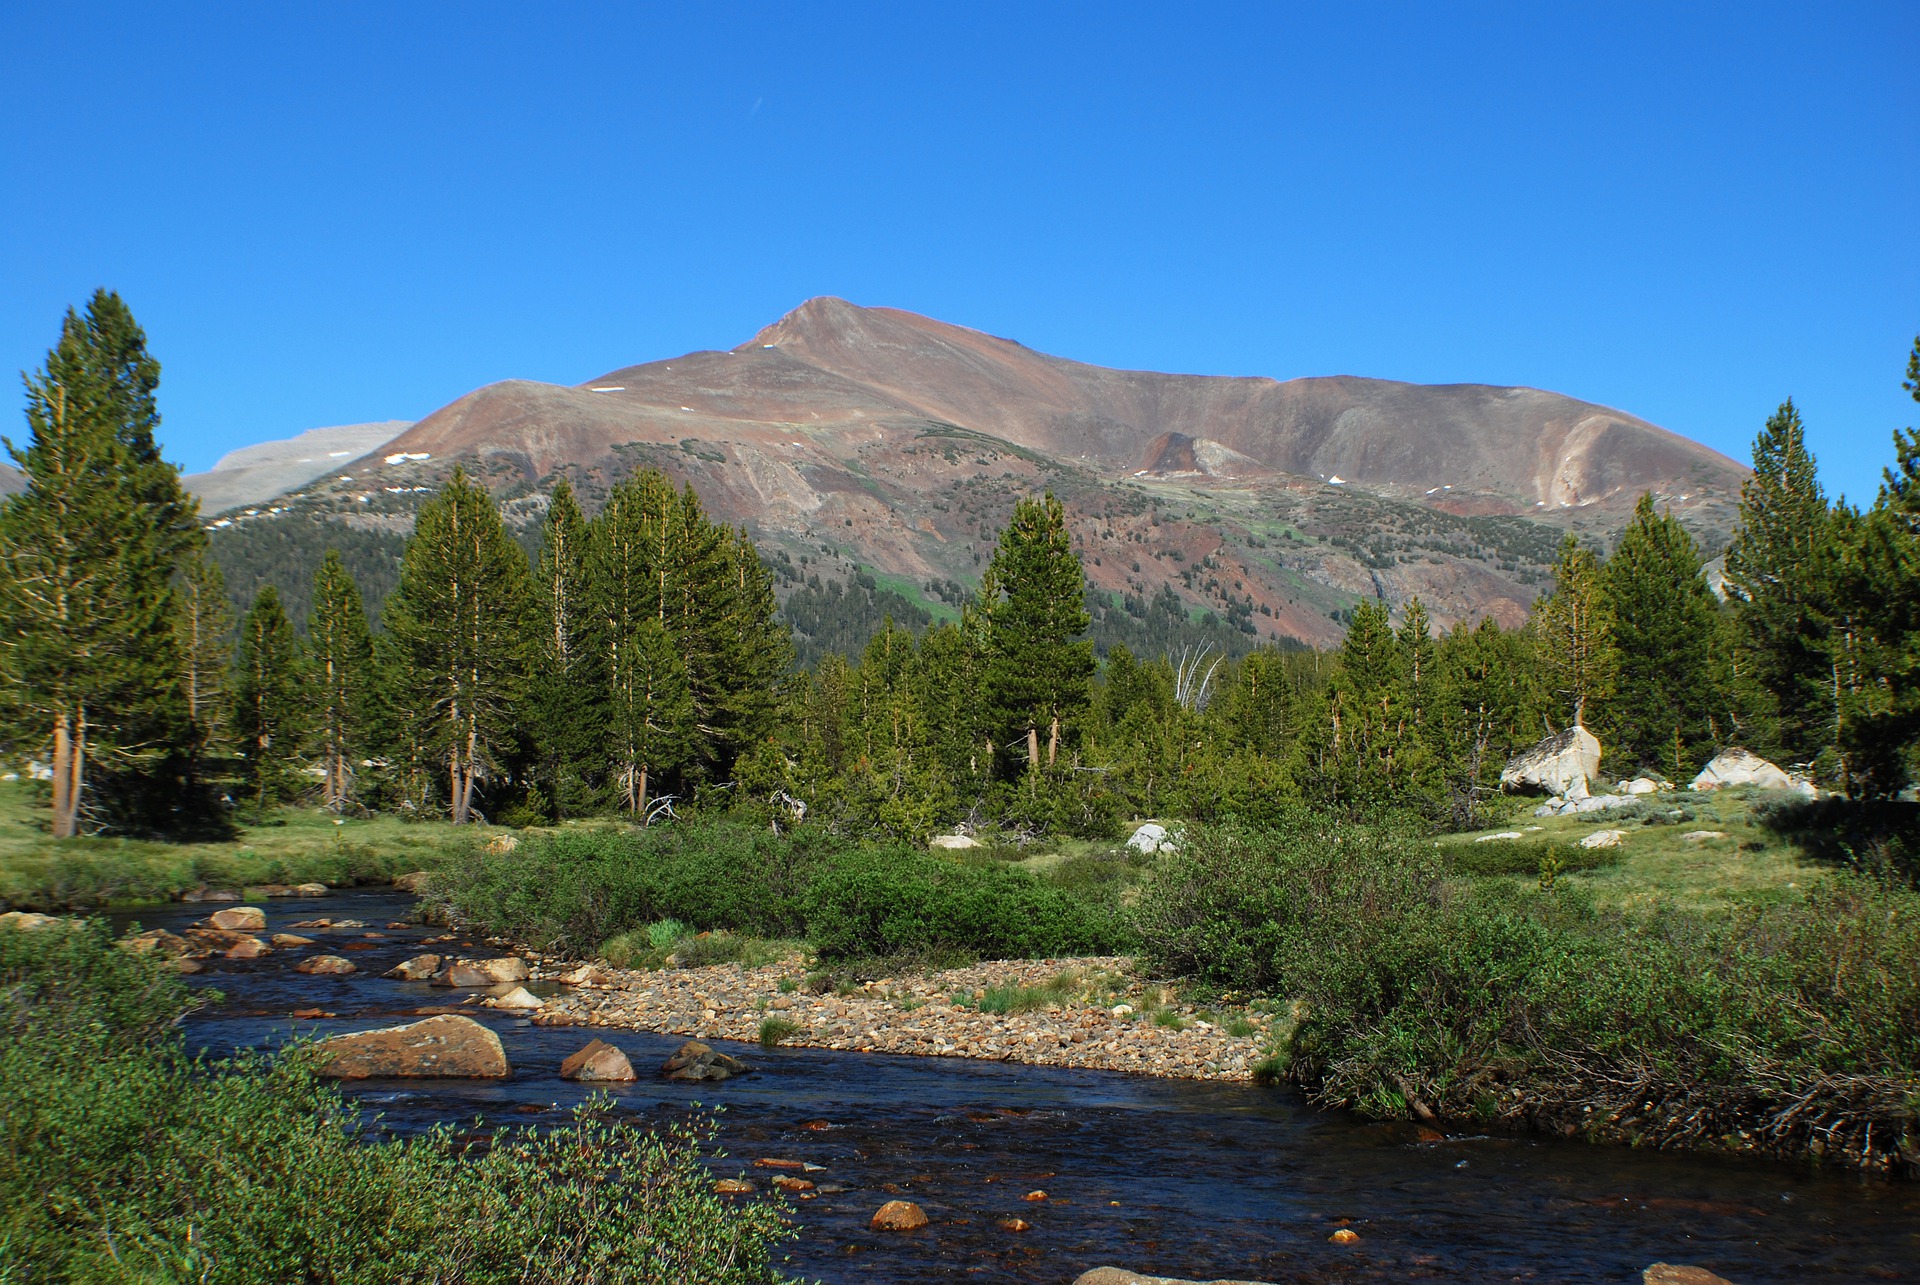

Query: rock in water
left=486, top=985, right=543, bottom=1009
left=1073, top=1271, right=1277, bottom=1285
left=225, top=937, right=272, bottom=960
left=384, top=953, right=443, bottom=981
left=295, top=954, right=358, bottom=975
left=661, top=1039, right=750, bottom=1081
left=316, top=1014, right=510, bottom=1079
left=271, top=933, right=317, bottom=948
left=1690, top=748, right=1792, bottom=792
left=870, top=1200, right=929, bottom=1230
left=207, top=906, right=267, bottom=932
left=119, top=928, right=194, bottom=957
left=1644, top=1267, right=1737, bottom=1285
left=1500, top=726, right=1603, bottom=797
left=559, top=1038, right=637, bottom=1082
left=434, top=957, right=529, bottom=987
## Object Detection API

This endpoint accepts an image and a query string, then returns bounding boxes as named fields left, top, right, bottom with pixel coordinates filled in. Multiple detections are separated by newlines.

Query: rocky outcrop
left=315, top=1014, right=510, bottom=1079
left=559, top=1038, right=636, bottom=1082
left=661, top=1039, right=750, bottom=1081
left=1501, top=726, right=1602, bottom=797
left=1690, top=748, right=1794, bottom=792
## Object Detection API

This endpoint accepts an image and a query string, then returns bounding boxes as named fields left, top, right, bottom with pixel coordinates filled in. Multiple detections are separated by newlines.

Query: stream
left=115, top=889, right=1919, bottom=1284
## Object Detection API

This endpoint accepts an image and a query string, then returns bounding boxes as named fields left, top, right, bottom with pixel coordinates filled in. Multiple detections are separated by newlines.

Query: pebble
left=525, top=954, right=1270, bottom=1082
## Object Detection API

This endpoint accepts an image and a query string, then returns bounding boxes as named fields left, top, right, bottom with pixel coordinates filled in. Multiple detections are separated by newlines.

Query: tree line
left=3, top=292, right=1914, bottom=839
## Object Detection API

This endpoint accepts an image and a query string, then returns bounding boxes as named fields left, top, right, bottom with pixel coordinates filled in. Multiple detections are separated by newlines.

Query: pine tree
left=1439, top=617, right=1541, bottom=825
left=1724, top=400, right=1835, bottom=762
left=309, top=551, right=374, bottom=810
left=231, top=586, right=305, bottom=810
left=176, top=548, right=234, bottom=759
left=383, top=468, right=535, bottom=824
left=1605, top=494, right=1721, bottom=775
left=981, top=492, right=1094, bottom=778
left=1394, top=598, right=1448, bottom=803
left=608, top=617, right=693, bottom=815
left=0, top=291, right=199, bottom=837
left=530, top=479, right=600, bottom=814
left=1532, top=535, right=1617, bottom=732
left=1308, top=599, right=1407, bottom=804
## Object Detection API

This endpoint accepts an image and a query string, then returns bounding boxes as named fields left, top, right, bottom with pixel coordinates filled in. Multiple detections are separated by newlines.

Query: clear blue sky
left=3, top=3, right=1915, bottom=501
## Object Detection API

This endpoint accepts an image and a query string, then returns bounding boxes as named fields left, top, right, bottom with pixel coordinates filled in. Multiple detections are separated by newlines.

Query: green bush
left=1446, top=839, right=1622, bottom=878
left=1130, top=822, right=1920, bottom=1172
left=0, top=921, right=796, bottom=1283
left=803, top=848, right=1129, bottom=962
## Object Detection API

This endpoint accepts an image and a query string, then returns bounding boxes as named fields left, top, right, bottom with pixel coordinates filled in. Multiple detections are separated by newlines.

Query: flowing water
left=116, top=890, right=1920, bottom=1284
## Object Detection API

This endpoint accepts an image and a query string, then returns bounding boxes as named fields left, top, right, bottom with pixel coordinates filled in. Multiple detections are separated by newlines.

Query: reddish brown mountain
left=290, top=298, right=1746, bottom=647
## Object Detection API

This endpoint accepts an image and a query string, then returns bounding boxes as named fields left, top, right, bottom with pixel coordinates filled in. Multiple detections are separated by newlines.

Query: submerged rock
left=559, top=1038, right=636, bottom=1082
left=315, top=1014, right=510, bottom=1079
left=1072, top=1271, right=1276, bottom=1285
left=661, top=1039, right=750, bottom=1081
left=207, top=906, right=267, bottom=932
left=384, top=953, right=443, bottom=981
left=295, top=954, right=357, bottom=975
left=870, top=1199, right=928, bottom=1231
left=1644, top=1267, right=1737, bottom=1285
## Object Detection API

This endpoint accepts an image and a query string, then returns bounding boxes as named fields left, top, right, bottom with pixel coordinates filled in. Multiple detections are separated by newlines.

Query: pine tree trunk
left=51, top=710, right=75, bottom=840
left=637, top=766, right=650, bottom=819
left=1026, top=725, right=1041, bottom=782
left=1047, top=715, right=1060, bottom=766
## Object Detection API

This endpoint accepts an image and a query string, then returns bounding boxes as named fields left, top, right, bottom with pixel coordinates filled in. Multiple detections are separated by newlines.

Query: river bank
left=521, top=951, right=1274, bottom=1082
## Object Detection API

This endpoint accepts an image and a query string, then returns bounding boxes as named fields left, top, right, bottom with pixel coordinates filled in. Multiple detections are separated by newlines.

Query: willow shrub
left=0, top=922, right=796, bottom=1284
left=1131, top=821, right=1920, bottom=1169
left=435, top=820, right=1128, bottom=964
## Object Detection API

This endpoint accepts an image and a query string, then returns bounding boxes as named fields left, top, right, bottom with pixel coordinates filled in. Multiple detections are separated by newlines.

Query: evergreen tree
left=0, top=291, right=199, bottom=837
left=1439, top=617, right=1540, bottom=825
left=176, top=548, right=234, bottom=760
left=1724, top=400, right=1835, bottom=762
left=530, top=479, right=599, bottom=814
left=1302, top=599, right=1407, bottom=806
left=980, top=492, right=1094, bottom=778
left=1532, top=535, right=1617, bottom=733
left=382, top=468, right=535, bottom=824
left=1605, top=494, right=1721, bottom=775
left=1394, top=598, right=1447, bottom=801
left=608, top=617, right=692, bottom=815
left=231, top=586, right=304, bottom=810
left=308, top=551, right=374, bottom=811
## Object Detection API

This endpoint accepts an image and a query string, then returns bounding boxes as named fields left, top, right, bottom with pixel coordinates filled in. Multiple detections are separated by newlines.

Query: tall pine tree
left=0, top=291, right=199, bottom=836
left=1605, top=494, right=1721, bottom=776
left=530, top=479, right=599, bottom=815
left=1532, top=535, right=1617, bottom=733
left=231, top=585, right=304, bottom=811
left=309, top=551, right=374, bottom=810
left=383, top=468, right=535, bottom=824
left=980, top=492, right=1094, bottom=779
left=176, top=548, right=234, bottom=762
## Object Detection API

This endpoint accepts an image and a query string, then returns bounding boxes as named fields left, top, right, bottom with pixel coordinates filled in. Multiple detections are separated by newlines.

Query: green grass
left=757, top=1016, right=800, bottom=1048
left=0, top=783, right=496, bottom=911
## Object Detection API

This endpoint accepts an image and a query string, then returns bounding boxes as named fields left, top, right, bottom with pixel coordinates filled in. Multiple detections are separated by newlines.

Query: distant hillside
left=203, top=299, right=1748, bottom=653
left=185, top=421, right=411, bottom=515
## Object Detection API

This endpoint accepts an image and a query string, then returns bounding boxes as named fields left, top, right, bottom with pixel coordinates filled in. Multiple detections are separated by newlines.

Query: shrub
left=0, top=921, right=797, bottom=1282
left=803, top=848, right=1130, bottom=962
left=1446, top=840, right=1622, bottom=878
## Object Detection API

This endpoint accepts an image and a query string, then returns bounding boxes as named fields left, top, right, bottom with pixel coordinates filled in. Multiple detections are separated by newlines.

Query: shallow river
left=116, top=889, right=1920, bottom=1284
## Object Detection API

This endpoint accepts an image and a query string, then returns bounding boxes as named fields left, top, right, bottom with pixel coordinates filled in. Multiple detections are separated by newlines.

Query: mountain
left=184, top=421, right=411, bottom=515
left=206, top=299, right=1747, bottom=651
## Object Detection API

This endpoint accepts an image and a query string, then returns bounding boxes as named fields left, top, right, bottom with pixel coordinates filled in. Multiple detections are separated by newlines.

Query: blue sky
left=3, top=3, right=1915, bottom=501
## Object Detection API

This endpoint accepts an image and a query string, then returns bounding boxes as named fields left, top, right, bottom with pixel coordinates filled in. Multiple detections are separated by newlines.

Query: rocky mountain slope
left=183, top=421, right=411, bottom=514
left=207, top=299, right=1747, bottom=650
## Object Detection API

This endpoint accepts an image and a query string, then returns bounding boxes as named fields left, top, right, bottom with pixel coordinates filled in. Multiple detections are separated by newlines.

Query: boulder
left=1623, top=776, right=1666, bottom=795
left=224, top=937, right=272, bottom=960
left=661, top=1039, right=750, bottom=1081
left=0, top=911, right=65, bottom=931
left=928, top=833, right=979, bottom=850
left=186, top=927, right=264, bottom=950
left=207, top=906, right=267, bottom=932
left=1644, top=1267, right=1737, bottom=1285
left=383, top=953, right=443, bottom=981
left=295, top=954, right=357, bottom=975
left=271, top=933, right=317, bottom=948
left=315, top=1014, right=510, bottom=1079
left=292, top=882, right=328, bottom=896
left=713, top=1178, right=756, bottom=1194
left=553, top=963, right=616, bottom=987
left=1580, top=829, right=1626, bottom=849
left=1072, top=1272, right=1275, bottom=1285
left=1127, top=822, right=1174, bottom=854
left=559, top=1037, right=637, bottom=1082
left=119, top=928, right=194, bottom=957
left=1690, top=748, right=1791, bottom=792
left=391, top=871, right=433, bottom=894
left=1501, top=725, right=1603, bottom=797
left=870, top=1199, right=929, bottom=1231
left=485, top=985, right=543, bottom=1009
left=1681, top=830, right=1729, bottom=842
left=433, top=957, right=528, bottom=987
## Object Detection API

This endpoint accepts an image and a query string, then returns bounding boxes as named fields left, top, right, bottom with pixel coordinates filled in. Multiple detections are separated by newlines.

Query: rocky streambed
left=81, top=886, right=1920, bottom=1284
